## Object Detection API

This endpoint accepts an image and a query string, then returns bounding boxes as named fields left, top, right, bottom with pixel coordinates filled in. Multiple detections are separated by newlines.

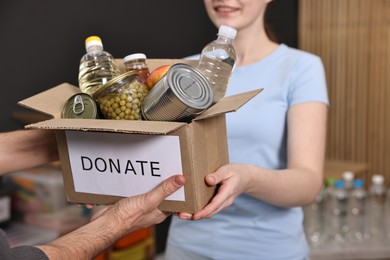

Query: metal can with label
left=141, top=63, right=214, bottom=122
left=61, top=93, right=99, bottom=119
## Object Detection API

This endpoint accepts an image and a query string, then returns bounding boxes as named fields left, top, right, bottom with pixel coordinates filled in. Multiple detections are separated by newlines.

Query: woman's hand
left=177, top=163, right=254, bottom=220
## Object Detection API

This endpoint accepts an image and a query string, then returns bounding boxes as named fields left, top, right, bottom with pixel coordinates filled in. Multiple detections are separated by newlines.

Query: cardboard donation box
left=18, top=59, right=262, bottom=213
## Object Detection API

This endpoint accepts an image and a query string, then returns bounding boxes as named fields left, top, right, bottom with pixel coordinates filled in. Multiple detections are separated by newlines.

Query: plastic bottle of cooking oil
left=197, top=25, right=237, bottom=104
left=78, top=36, right=121, bottom=96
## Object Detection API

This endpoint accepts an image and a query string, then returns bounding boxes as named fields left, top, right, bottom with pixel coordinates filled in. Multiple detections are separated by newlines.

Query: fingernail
left=174, top=176, right=184, bottom=185
left=179, top=215, right=190, bottom=220
left=207, top=175, right=215, bottom=183
left=193, top=215, right=202, bottom=220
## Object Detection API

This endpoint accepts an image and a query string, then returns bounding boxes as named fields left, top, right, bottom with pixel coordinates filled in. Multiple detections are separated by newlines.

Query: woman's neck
left=233, top=26, right=279, bottom=67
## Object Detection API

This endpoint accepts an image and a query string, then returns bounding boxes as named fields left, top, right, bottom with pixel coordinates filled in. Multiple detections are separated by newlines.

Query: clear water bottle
left=78, top=35, right=121, bottom=96
left=341, top=171, right=354, bottom=236
left=342, top=171, right=355, bottom=193
left=327, top=180, right=348, bottom=244
left=323, top=177, right=336, bottom=229
left=304, top=187, right=325, bottom=247
left=197, top=25, right=237, bottom=104
left=366, top=174, right=386, bottom=244
left=385, top=188, right=390, bottom=240
left=346, top=179, right=366, bottom=245
left=323, top=177, right=336, bottom=201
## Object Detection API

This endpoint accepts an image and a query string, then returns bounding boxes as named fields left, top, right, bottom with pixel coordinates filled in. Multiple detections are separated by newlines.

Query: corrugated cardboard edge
left=158, top=125, right=197, bottom=213
left=25, top=118, right=186, bottom=135
left=159, top=115, right=228, bottom=213
left=191, top=115, right=228, bottom=210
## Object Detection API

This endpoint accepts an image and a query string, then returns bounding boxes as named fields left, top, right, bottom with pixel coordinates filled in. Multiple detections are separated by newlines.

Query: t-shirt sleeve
left=288, top=53, right=329, bottom=107
left=0, top=229, right=49, bottom=260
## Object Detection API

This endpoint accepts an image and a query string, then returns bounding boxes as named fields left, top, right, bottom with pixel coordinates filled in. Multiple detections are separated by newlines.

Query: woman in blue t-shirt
left=165, top=0, right=329, bottom=259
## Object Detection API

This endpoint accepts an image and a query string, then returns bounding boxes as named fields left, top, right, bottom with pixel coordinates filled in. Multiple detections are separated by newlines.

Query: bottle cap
left=334, top=180, right=345, bottom=189
left=342, top=171, right=354, bottom=181
left=372, top=174, right=384, bottom=184
left=326, top=176, right=336, bottom=187
left=354, top=179, right=364, bottom=189
left=85, top=36, right=103, bottom=50
left=124, top=53, right=147, bottom=62
left=218, top=25, right=237, bottom=39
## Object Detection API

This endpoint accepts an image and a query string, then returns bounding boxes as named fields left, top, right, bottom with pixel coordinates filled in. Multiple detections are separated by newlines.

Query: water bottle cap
left=85, top=36, right=103, bottom=50
left=342, top=171, right=354, bottom=181
left=335, top=180, right=345, bottom=188
left=124, top=53, right=147, bottom=62
left=218, top=25, right=237, bottom=39
left=354, top=179, right=364, bottom=188
left=372, top=174, right=384, bottom=184
left=326, top=177, right=336, bottom=187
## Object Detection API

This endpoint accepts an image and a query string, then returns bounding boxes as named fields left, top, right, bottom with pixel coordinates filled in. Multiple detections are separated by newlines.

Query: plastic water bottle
left=366, top=174, right=386, bottom=244
left=341, top=171, right=354, bottom=236
left=342, top=171, right=355, bottom=193
left=323, top=177, right=336, bottom=203
left=323, top=177, right=336, bottom=234
left=385, top=188, right=390, bottom=240
left=346, top=179, right=366, bottom=245
left=197, top=25, right=237, bottom=104
left=304, top=187, right=325, bottom=246
left=78, top=36, right=121, bottom=96
left=327, top=180, right=348, bottom=244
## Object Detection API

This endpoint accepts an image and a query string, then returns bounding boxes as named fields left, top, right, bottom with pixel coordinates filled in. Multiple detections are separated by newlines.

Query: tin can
left=93, top=71, right=149, bottom=120
left=61, top=93, right=99, bottom=119
left=141, top=63, right=213, bottom=122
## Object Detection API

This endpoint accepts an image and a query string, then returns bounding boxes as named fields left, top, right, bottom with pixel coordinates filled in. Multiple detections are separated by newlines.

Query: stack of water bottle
left=304, top=171, right=390, bottom=249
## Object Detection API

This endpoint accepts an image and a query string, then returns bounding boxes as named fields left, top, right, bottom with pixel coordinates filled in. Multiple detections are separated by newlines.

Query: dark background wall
left=0, top=0, right=297, bottom=254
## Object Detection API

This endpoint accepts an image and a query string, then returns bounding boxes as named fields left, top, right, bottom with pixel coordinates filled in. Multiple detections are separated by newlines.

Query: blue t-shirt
left=166, top=44, right=329, bottom=260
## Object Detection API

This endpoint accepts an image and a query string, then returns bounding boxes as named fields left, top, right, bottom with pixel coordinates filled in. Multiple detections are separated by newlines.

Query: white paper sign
left=65, top=131, right=184, bottom=201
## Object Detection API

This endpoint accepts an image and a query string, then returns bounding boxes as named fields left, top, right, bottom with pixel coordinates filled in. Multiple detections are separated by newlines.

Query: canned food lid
left=61, top=93, right=98, bottom=119
left=92, top=70, right=139, bottom=98
left=124, top=53, right=147, bottom=62
left=167, top=63, right=214, bottom=109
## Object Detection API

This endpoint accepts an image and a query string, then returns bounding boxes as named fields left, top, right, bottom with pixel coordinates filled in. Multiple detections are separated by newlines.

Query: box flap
left=195, top=88, right=263, bottom=121
left=25, top=118, right=186, bottom=135
left=12, top=111, right=52, bottom=124
left=18, top=83, right=80, bottom=119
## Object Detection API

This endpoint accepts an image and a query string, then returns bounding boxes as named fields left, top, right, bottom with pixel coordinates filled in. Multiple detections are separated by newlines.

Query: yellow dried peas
left=96, top=77, right=148, bottom=120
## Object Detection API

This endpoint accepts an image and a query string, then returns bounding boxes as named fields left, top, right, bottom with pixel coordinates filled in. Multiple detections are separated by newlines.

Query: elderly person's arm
left=0, top=129, right=58, bottom=175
